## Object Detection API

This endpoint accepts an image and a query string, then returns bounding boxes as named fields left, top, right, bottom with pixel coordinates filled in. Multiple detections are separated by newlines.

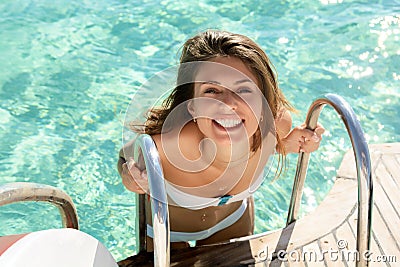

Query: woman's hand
left=119, top=157, right=149, bottom=194
left=282, top=124, right=325, bottom=154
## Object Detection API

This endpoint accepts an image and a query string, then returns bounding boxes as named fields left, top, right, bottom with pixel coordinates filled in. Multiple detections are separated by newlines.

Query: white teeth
left=215, top=119, right=242, bottom=128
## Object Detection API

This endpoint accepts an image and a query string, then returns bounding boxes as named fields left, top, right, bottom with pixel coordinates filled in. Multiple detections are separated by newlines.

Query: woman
left=118, top=30, right=324, bottom=250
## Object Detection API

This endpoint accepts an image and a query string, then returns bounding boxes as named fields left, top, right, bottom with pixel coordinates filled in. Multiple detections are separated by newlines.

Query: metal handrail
left=286, top=93, right=373, bottom=267
left=134, top=134, right=170, bottom=267
left=0, top=182, right=79, bottom=229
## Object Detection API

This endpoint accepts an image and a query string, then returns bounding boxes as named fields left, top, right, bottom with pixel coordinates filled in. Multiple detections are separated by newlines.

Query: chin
left=212, top=135, right=250, bottom=147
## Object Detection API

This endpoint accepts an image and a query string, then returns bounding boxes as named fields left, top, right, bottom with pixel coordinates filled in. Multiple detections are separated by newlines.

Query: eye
left=237, top=87, right=253, bottom=94
left=203, top=87, right=220, bottom=94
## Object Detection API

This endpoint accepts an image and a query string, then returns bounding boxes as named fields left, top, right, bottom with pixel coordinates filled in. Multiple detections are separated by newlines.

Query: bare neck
left=200, top=138, right=253, bottom=170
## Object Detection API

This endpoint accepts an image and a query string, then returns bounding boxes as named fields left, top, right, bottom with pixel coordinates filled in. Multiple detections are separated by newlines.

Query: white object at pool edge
left=0, top=228, right=118, bottom=267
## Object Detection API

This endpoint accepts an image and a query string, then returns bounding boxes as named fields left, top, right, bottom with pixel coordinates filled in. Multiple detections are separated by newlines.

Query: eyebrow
left=234, top=79, right=253, bottom=85
left=201, top=81, right=221, bottom=85
left=201, top=79, right=253, bottom=85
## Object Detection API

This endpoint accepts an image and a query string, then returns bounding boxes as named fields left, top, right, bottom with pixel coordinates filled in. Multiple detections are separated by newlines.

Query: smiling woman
left=189, top=58, right=264, bottom=148
left=117, top=29, right=324, bottom=250
left=0, top=0, right=398, bottom=262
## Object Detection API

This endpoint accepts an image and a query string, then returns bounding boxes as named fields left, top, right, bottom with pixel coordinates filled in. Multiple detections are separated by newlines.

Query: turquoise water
left=0, top=0, right=399, bottom=261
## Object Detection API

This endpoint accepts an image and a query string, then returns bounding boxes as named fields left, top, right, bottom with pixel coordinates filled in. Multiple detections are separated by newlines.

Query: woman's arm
left=275, top=109, right=292, bottom=139
left=275, top=109, right=325, bottom=154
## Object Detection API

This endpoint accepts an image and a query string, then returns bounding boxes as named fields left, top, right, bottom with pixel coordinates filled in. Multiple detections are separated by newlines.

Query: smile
left=214, top=119, right=243, bottom=128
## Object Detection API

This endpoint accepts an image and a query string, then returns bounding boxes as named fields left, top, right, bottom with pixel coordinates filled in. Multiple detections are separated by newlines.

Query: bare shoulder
left=150, top=134, right=168, bottom=163
left=151, top=133, right=162, bottom=147
left=150, top=123, right=203, bottom=183
left=152, top=121, right=201, bottom=141
left=151, top=122, right=202, bottom=160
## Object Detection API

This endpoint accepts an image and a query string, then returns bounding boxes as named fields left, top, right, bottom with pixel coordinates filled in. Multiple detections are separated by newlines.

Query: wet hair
left=134, top=30, right=294, bottom=154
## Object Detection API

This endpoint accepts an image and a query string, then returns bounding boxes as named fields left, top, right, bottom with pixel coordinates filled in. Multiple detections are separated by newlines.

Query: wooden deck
left=118, top=143, right=400, bottom=267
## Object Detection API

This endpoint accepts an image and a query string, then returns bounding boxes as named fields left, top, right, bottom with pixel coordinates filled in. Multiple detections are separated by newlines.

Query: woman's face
left=189, top=57, right=264, bottom=146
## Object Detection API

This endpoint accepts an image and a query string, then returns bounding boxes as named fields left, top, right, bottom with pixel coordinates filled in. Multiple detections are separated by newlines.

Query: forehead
left=194, top=57, right=259, bottom=87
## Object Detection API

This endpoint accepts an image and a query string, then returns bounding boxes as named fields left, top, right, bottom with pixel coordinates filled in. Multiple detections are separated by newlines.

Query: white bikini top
left=164, top=172, right=265, bottom=210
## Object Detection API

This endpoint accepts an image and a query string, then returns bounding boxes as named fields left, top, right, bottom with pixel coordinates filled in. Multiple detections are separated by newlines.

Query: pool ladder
left=134, top=93, right=373, bottom=267
left=286, top=93, right=373, bottom=267
left=0, top=182, right=79, bottom=230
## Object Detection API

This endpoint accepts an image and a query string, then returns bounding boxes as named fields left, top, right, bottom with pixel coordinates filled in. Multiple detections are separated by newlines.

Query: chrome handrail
left=134, top=134, right=170, bottom=267
left=0, top=182, right=79, bottom=229
left=286, top=93, right=373, bottom=267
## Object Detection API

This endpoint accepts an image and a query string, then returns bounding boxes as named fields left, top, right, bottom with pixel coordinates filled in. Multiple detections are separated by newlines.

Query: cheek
left=244, top=100, right=264, bottom=135
left=191, top=98, right=221, bottom=117
left=195, top=118, right=214, bottom=136
left=243, top=97, right=263, bottom=120
left=246, top=119, right=260, bottom=137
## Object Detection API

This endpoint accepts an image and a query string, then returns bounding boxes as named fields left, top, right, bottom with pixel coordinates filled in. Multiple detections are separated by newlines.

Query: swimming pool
left=0, top=0, right=399, bottom=261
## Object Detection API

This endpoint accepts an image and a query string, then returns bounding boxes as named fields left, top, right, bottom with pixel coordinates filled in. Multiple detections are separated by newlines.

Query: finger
left=301, top=140, right=321, bottom=153
left=136, top=183, right=148, bottom=193
left=138, top=172, right=149, bottom=193
left=297, top=128, right=318, bottom=142
left=131, top=166, right=148, bottom=192
left=311, top=134, right=321, bottom=142
left=311, top=127, right=324, bottom=141
left=134, top=185, right=147, bottom=194
left=298, top=123, right=324, bottom=132
left=127, top=158, right=142, bottom=181
left=141, top=169, right=148, bottom=180
left=121, top=160, right=148, bottom=193
left=315, top=125, right=325, bottom=136
left=121, top=170, right=142, bottom=193
left=124, top=176, right=146, bottom=194
left=121, top=162, right=132, bottom=177
left=306, top=130, right=322, bottom=143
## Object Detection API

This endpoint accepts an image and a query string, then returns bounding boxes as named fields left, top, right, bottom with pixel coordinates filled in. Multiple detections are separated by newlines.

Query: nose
left=220, top=91, right=238, bottom=111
